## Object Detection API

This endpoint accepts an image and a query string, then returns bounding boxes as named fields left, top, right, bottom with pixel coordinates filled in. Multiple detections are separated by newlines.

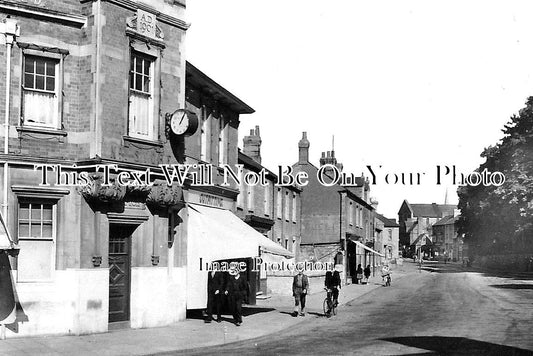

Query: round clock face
left=171, top=111, right=189, bottom=135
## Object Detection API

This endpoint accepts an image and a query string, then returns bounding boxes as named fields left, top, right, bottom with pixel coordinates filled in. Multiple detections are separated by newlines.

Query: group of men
left=205, top=270, right=249, bottom=326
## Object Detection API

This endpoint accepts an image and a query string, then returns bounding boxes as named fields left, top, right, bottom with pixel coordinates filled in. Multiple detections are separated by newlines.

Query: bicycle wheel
left=323, top=298, right=330, bottom=316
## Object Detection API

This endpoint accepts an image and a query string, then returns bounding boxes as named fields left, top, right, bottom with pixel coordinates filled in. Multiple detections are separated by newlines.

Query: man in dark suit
left=205, top=270, right=225, bottom=323
left=225, top=271, right=249, bottom=326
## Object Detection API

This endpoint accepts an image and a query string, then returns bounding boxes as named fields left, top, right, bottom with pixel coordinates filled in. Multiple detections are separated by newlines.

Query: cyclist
left=381, top=264, right=391, bottom=286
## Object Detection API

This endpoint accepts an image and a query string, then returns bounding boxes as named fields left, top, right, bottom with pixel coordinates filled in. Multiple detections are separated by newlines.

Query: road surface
left=156, top=264, right=533, bottom=355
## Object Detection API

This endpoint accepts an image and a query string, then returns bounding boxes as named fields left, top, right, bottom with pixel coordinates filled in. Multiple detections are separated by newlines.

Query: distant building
left=375, top=214, right=400, bottom=261
left=291, top=133, right=379, bottom=282
left=398, top=200, right=456, bottom=257
left=433, top=213, right=460, bottom=261
left=235, top=126, right=296, bottom=297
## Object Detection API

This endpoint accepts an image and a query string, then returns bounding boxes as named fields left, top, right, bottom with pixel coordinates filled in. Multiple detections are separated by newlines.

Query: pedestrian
left=225, top=270, right=249, bottom=326
left=363, top=264, right=371, bottom=284
left=332, top=270, right=341, bottom=305
left=205, top=270, right=225, bottom=323
left=292, top=269, right=309, bottom=317
left=356, top=264, right=363, bottom=284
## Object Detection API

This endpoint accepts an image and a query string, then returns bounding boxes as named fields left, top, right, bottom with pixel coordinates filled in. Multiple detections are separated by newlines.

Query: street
left=160, top=263, right=533, bottom=355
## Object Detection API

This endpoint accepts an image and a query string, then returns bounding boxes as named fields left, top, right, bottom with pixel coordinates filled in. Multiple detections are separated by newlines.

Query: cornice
left=0, top=1, right=87, bottom=28
left=80, top=0, right=190, bottom=30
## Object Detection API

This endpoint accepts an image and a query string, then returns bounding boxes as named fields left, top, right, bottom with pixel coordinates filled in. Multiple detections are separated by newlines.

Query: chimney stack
left=298, top=132, right=310, bottom=164
left=243, top=125, right=262, bottom=164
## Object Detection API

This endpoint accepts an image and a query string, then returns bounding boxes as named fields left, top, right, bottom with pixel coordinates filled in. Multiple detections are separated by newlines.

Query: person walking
left=292, top=269, right=309, bottom=317
left=225, top=270, right=248, bottom=326
left=363, top=264, right=371, bottom=284
left=205, top=270, right=225, bottom=323
left=356, top=264, right=363, bottom=284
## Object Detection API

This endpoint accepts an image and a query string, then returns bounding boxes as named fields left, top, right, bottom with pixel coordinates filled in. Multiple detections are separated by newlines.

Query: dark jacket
left=226, top=274, right=249, bottom=300
left=364, top=266, right=371, bottom=278
left=207, top=271, right=225, bottom=293
left=292, top=273, right=309, bottom=295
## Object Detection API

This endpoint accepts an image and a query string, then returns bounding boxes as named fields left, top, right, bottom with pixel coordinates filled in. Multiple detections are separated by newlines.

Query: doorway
left=108, top=224, right=134, bottom=324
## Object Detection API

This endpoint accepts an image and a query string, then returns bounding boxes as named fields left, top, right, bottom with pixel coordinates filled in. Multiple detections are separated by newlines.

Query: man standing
left=292, top=269, right=309, bottom=317
left=225, top=270, right=249, bottom=326
left=205, top=270, right=225, bottom=323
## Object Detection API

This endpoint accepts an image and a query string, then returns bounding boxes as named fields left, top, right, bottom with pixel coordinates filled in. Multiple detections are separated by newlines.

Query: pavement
left=0, top=262, right=417, bottom=356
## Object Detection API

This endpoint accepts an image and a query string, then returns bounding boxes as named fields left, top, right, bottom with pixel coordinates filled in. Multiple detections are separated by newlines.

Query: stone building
left=0, top=0, right=189, bottom=337
left=291, top=132, right=379, bottom=284
left=235, top=126, right=297, bottom=297
left=0, top=0, right=263, bottom=338
left=432, top=213, right=460, bottom=261
left=375, top=213, right=400, bottom=262
left=398, top=200, right=456, bottom=257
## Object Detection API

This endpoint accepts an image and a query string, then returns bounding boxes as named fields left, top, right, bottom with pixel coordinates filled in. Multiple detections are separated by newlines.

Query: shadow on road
left=186, top=306, right=275, bottom=320
left=381, top=336, right=533, bottom=355
left=419, top=263, right=533, bottom=281
left=489, top=284, right=533, bottom=290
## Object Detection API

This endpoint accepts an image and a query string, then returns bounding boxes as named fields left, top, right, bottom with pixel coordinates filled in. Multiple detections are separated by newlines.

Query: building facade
left=235, top=126, right=298, bottom=296
left=291, top=132, right=379, bottom=283
left=398, top=200, right=456, bottom=257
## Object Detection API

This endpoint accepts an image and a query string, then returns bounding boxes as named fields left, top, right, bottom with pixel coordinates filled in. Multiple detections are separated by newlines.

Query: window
left=129, top=52, right=154, bottom=139
left=17, top=200, right=56, bottom=281
left=218, top=116, right=227, bottom=166
left=285, top=238, right=289, bottom=250
left=276, top=188, right=282, bottom=219
left=292, top=193, right=297, bottom=222
left=200, top=106, right=209, bottom=162
left=237, top=179, right=244, bottom=208
left=264, top=182, right=271, bottom=216
left=348, top=202, right=353, bottom=226
left=22, top=55, right=60, bottom=128
left=247, top=184, right=254, bottom=212
left=284, top=191, right=290, bottom=221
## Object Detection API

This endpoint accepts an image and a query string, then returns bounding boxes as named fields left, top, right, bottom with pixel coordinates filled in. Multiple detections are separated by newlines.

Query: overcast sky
left=185, top=1, right=533, bottom=219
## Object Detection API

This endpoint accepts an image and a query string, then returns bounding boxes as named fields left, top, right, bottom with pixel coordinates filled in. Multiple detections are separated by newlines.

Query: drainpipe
left=1, top=17, right=19, bottom=231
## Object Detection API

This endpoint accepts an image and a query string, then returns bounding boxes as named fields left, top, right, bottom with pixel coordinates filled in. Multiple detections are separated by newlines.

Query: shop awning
left=186, top=204, right=292, bottom=309
left=0, top=211, right=16, bottom=250
left=350, top=239, right=385, bottom=257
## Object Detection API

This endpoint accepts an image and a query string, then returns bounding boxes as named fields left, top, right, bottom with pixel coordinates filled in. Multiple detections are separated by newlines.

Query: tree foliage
left=457, top=97, right=533, bottom=254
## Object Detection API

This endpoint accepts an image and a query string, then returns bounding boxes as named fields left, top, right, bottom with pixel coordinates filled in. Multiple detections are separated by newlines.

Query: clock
left=168, top=109, right=199, bottom=137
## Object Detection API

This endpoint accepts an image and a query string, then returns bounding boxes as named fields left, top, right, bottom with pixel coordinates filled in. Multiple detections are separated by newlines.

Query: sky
left=185, top=1, right=533, bottom=219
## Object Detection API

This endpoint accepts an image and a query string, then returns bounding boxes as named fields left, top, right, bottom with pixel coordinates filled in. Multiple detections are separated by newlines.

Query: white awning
left=351, top=239, right=385, bottom=257
left=0, top=211, right=16, bottom=250
left=186, top=204, right=293, bottom=309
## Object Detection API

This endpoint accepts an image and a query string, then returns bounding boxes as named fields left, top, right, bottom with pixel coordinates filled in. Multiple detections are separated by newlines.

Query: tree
left=457, top=97, right=533, bottom=255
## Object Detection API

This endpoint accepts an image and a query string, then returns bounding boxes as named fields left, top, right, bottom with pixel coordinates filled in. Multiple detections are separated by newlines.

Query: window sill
left=16, top=126, right=67, bottom=137
left=123, top=135, right=164, bottom=148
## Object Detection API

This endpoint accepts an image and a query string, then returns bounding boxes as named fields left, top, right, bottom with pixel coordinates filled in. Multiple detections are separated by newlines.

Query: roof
left=404, top=201, right=456, bottom=218
left=375, top=213, right=399, bottom=227
left=186, top=62, right=255, bottom=114
left=238, top=151, right=301, bottom=192
left=434, top=215, right=459, bottom=226
left=412, top=233, right=433, bottom=246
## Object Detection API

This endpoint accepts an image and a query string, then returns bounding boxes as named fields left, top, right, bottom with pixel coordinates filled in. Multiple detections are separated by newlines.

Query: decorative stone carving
left=146, top=181, right=183, bottom=209
left=126, top=9, right=164, bottom=41
left=78, top=173, right=126, bottom=204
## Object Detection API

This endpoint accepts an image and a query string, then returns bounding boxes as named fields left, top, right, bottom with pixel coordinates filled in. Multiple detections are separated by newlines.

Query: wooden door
left=108, top=225, right=132, bottom=323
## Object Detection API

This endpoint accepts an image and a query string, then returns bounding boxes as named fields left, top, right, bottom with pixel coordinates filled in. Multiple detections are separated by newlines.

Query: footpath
left=0, top=262, right=418, bottom=356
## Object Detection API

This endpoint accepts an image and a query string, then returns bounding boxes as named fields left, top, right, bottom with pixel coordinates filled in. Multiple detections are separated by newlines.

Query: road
left=158, top=263, right=533, bottom=355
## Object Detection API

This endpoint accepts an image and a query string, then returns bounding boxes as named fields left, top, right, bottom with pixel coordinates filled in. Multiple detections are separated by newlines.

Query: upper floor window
left=284, top=191, right=290, bottom=221
left=218, top=116, right=227, bottom=166
left=348, top=202, right=354, bottom=226
left=264, top=182, right=271, bottom=216
left=22, top=55, right=60, bottom=129
left=292, top=193, right=297, bottom=222
left=129, top=52, right=154, bottom=139
left=276, top=188, right=282, bottom=219
left=247, top=183, right=254, bottom=212
left=200, top=106, right=209, bottom=162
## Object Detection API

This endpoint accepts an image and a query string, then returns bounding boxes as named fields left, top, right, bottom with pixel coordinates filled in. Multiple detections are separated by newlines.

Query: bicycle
left=323, top=288, right=337, bottom=317
left=382, top=273, right=391, bottom=287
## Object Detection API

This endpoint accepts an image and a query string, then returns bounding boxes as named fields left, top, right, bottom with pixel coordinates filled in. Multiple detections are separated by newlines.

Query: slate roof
left=434, top=215, right=459, bottom=226
left=409, top=203, right=456, bottom=218
left=375, top=213, right=400, bottom=227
